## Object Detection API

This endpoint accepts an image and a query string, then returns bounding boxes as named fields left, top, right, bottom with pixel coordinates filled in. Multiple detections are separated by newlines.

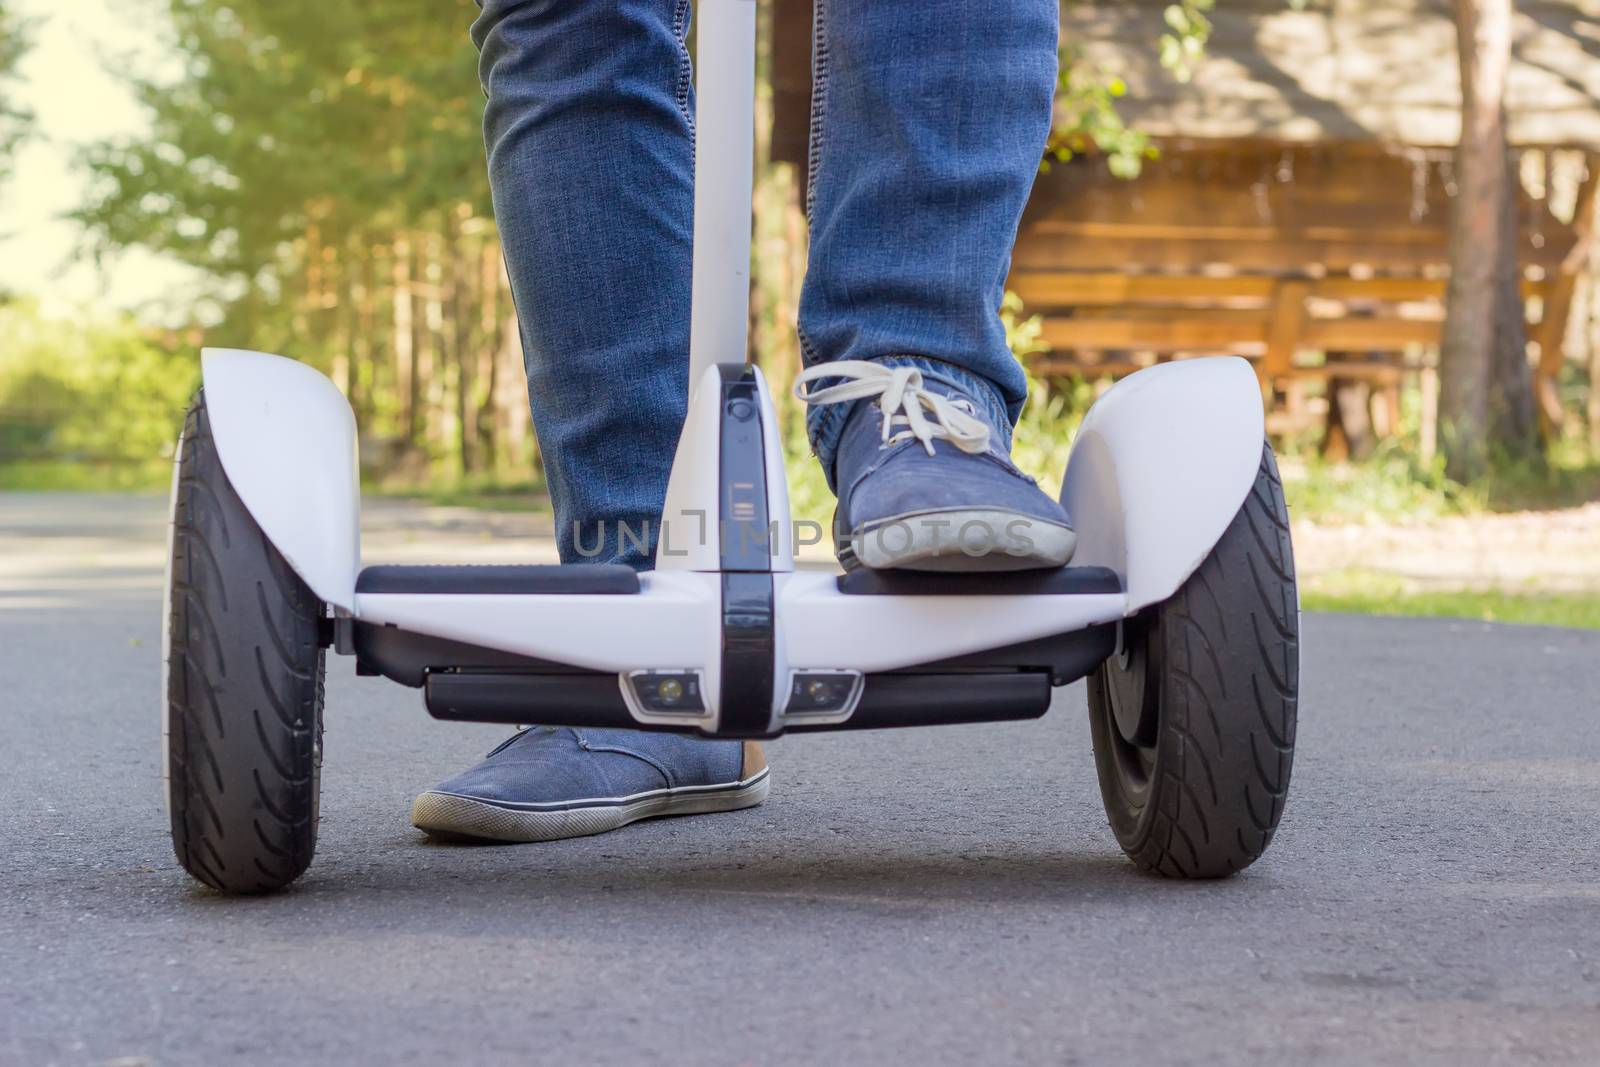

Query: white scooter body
left=198, top=346, right=1262, bottom=737
left=181, top=0, right=1266, bottom=739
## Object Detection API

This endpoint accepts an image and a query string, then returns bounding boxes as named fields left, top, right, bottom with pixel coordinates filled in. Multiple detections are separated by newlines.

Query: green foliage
left=1282, top=446, right=1477, bottom=524
left=0, top=302, right=198, bottom=488
left=1048, top=1, right=1213, bottom=179
left=0, top=1, right=33, bottom=181
left=76, top=0, right=487, bottom=329
left=1474, top=440, right=1600, bottom=513
left=73, top=0, right=529, bottom=485
left=1279, top=429, right=1600, bottom=524
left=1046, top=44, right=1154, bottom=180
left=1159, top=0, right=1214, bottom=83
left=1302, top=569, right=1600, bottom=631
left=780, top=414, right=832, bottom=537
left=1005, top=292, right=1089, bottom=493
left=373, top=478, right=548, bottom=514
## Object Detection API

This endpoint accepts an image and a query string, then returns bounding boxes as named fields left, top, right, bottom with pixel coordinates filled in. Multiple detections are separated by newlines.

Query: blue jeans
left=472, top=0, right=1058, bottom=567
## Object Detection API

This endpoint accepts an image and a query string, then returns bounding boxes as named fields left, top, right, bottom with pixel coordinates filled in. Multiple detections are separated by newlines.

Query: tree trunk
left=446, top=208, right=474, bottom=474
left=351, top=239, right=378, bottom=428
left=1590, top=274, right=1600, bottom=455
left=1438, top=0, right=1540, bottom=481
left=503, top=309, right=532, bottom=469
left=1489, top=156, right=1540, bottom=459
left=412, top=235, right=432, bottom=455
left=478, top=239, right=502, bottom=472
left=391, top=234, right=417, bottom=443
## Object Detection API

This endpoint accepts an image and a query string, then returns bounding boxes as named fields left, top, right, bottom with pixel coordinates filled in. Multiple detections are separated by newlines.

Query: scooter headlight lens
left=786, top=671, right=862, bottom=715
left=629, top=671, right=705, bottom=714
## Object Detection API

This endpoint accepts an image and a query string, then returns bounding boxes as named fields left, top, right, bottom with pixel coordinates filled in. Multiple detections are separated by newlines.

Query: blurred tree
left=79, top=0, right=486, bottom=315
left=1439, top=0, right=1541, bottom=481
left=75, top=0, right=526, bottom=480
left=0, top=1, right=34, bottom=183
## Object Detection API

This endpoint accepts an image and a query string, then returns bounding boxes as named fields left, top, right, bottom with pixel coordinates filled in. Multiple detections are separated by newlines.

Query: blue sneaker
left=795, top=360, right=1076, bottom=571
left=412, top=729, right=769, bottom=843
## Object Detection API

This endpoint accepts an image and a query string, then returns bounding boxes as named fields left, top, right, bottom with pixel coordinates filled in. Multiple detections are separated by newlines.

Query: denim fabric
left=472, top=0, right=1059, bottom=566
left=798, top=0, right=1059, bottom=481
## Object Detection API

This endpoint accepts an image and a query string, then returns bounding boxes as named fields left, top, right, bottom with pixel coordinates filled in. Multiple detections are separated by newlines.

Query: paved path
left=1293, top=502, right=1600, bottom=593
left=3, top=493, right=1599, bottom=1066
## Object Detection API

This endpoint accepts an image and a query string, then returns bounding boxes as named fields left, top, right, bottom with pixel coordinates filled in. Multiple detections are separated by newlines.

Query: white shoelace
left=793, top=360, right=991, bottom=457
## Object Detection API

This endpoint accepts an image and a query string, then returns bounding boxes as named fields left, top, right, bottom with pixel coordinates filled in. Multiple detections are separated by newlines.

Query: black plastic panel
left=784, top=671, right=1052, bottom=733
left=719, top=571, right=776, bottom=736
left=714, top=365, right=778, bottom=736
left=836, top=565, right=1122, bottom=597
left=355, top=564, right=640, bottom=596
left=352, top=622, right=582, bottom=687
left=910, top=622, right=1117, bottom=686
left=425, top=672, right=636, bottom=728
left=717, top=365, right=774, bottom=572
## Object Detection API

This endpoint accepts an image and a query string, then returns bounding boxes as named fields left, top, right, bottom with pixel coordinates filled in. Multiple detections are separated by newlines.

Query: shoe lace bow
left=793, top=360, right=990, bottom=457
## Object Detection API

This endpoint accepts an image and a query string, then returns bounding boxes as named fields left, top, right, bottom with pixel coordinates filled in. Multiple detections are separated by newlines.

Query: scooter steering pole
left=687, top=0, right=758, bottom=385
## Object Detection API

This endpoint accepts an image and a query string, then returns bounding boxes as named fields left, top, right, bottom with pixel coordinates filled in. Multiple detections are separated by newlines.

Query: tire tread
left=1090, top=444, right=1299, bottom=878
left=167, top=393, right=324, bottom=894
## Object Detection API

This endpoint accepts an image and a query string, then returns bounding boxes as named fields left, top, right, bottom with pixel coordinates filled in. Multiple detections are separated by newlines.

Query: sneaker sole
left=410, top=768, right=771, bottom=844
left=853, top=509, right=1077, bottom=572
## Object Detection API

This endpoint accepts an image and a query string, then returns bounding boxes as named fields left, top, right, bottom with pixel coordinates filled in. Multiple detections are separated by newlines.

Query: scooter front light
left=784, top=670, right=864, bottom=717
left=626, top=670, right=706, bottom=714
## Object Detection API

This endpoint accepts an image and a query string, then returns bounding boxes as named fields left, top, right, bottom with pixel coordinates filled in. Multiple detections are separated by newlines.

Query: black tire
left=1087, top=443, right=1298, bottom=878
left=165, top=392, right=325, bottom=894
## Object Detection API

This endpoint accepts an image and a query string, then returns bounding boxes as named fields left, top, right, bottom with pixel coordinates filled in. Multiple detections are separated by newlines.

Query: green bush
left=0, top=302, right=198, bottom=488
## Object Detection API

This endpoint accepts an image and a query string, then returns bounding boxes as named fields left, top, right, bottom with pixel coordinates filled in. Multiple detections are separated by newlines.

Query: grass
left=0, top=459, right=555, bottom=513
left=1280, top=451, right=1473, bottom=524
left=0, top=459, right=171, bottom=491
left=1281, top=441, right=1600, bottom=525
left=369, top=478, right=549, bottom=514
left=1475, top=441, right=1600, bottom=513
left=1302, top=569, right=1600, bottom=630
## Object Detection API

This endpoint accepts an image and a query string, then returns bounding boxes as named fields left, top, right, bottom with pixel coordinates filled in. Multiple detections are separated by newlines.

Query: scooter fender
left=1061, top=356, right=1265, bottom=614
left=199, top=348, right=360, bottom=611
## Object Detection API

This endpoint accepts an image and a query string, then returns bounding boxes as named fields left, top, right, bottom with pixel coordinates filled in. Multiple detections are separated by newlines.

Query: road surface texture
left=3, top=493, right=1599, bottom=1066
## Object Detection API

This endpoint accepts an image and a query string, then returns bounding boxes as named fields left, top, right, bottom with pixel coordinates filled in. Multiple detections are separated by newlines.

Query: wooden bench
left=1008, top=141, right=1595, bottom=447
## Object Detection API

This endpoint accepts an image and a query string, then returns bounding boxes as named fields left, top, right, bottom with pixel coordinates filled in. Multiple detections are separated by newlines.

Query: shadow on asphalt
left=167, top=836, right=1258, bottom=916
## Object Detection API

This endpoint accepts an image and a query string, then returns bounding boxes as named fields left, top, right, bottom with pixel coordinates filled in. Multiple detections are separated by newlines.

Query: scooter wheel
left=164, top=392, right=325, bottom=894
left=1087, top=443, right=1298, bottom=878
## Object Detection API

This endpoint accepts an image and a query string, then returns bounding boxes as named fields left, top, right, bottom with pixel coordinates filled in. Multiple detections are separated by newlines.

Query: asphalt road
left=4, top=493, right=1600, bottom=1066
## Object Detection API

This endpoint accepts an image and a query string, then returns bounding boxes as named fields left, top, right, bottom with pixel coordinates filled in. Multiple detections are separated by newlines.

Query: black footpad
left=355, top=564, right=640, bottom=595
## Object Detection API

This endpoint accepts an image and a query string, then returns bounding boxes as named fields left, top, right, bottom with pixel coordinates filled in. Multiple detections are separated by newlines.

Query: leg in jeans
left=473, top=0, right=695, bottom=568
left=411, top=0, right=766, bottom=844
left=794, top=0, right=1073, bottom=571
left=416, top=0, right=1064, bottom=842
